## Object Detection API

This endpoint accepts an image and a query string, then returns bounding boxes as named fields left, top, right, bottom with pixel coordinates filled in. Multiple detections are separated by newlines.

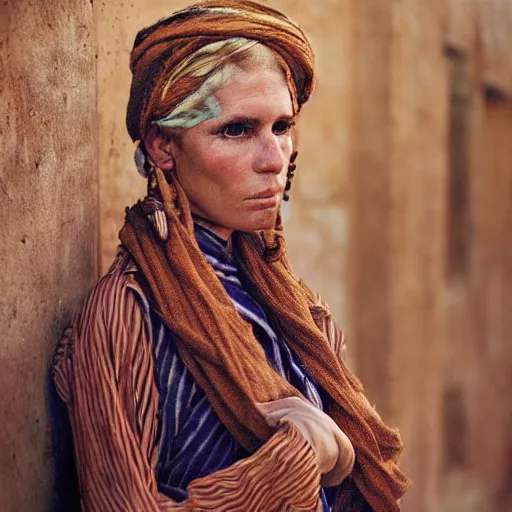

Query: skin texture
left=145, top=67, right=295, bottom=239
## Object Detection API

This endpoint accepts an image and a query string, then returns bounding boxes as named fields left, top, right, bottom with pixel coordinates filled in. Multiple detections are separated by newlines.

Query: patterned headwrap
left=126, top=0, right=315, bottom=143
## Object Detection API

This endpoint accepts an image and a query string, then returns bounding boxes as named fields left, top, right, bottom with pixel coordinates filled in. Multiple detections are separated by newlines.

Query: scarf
left=119, top=168, right=410, bottom=511
left=154, top=222, right=334, bottom=510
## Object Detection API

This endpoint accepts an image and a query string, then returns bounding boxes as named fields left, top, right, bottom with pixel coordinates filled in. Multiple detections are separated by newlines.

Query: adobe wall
left=0, top=1, right=98, bottom=510
left=346, top=1, right=512, bottom=510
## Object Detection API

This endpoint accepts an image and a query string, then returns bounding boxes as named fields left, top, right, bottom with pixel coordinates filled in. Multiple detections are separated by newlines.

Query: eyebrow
left=218, top=114, right=296, bottom=125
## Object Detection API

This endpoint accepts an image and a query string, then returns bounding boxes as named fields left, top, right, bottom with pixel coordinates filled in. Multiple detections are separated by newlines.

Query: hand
left=256, top=396, right=355, bottom=486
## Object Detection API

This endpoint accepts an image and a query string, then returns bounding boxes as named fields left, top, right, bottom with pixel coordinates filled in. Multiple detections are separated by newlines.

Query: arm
left=184, top=422, right=321, bottom=512
left=54, top=255, right=322, bottom=511
left=53, top=257, right=169, bottom=511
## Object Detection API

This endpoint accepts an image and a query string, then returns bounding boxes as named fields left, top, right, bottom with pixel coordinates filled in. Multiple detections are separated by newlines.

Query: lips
left=244, top=188, right=283, bottom=211
left=246, top=188, right=283, bottom=200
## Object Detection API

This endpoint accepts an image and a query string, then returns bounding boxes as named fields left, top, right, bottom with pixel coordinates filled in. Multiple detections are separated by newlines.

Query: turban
left=126, top=0, right=315, bottom=142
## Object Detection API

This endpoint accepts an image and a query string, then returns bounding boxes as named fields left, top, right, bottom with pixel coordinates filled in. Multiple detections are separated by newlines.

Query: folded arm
left=54, top=255, right=322, bottom=511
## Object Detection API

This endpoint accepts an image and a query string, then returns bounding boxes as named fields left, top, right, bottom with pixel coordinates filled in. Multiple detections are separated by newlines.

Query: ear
left=143, top=125, right=176, bottom=171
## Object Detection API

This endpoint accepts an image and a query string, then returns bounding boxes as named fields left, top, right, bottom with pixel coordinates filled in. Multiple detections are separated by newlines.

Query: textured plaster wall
left=345, top=2, right=448, bottom=509
left=96, top=0, right=350, bottom=331
left=346, top=1, right=512, bottom=511
left=0, top=1, right=98, bottom=510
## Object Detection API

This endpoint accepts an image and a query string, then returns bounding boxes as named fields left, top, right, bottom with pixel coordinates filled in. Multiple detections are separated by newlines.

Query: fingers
left=255, top=397, right=307, bottom=426
left=321, top=429, right=355, bottom=487
left=256, top=395, right=355, bottom=484
left=255, top=396, right=305, bottom=413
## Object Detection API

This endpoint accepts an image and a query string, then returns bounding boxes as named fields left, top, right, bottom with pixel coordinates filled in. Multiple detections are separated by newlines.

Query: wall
left=0, top=1, right=98, bottom=510
left=346, top=2, right=448, bottom=510
left=345, top=0, right=512, bottom=511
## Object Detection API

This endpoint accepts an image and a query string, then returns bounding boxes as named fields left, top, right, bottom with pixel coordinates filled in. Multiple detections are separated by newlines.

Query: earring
left=283, top=151, right=298, bottom=201
left=142, top=197, right=169, bottom=242
left=142, top=159, right=170, bottom=242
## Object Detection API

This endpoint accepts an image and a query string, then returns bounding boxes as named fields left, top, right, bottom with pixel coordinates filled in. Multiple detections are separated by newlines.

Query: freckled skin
left=168, top=68, right=294, bottom=239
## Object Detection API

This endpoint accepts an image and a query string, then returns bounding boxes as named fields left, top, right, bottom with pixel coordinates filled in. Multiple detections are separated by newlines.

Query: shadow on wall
left=47, top=372, right=80, bottom=511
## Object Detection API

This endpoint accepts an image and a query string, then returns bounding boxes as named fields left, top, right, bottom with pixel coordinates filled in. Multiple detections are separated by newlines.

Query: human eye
left=219, top=122, right=252, bottom=138
left=272, top=119, right=295, bottom=135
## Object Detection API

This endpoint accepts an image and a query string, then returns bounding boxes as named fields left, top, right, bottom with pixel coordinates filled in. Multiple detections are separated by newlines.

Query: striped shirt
left=53, top=223, right=347, bottom=511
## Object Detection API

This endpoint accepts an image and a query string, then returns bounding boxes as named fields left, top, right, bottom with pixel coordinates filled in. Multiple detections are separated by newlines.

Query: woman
left=53, top=1, right=410, bottom=510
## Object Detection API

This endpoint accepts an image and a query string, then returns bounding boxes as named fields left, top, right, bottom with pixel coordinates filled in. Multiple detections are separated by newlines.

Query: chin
left=238, top=211, right=279, bottom=232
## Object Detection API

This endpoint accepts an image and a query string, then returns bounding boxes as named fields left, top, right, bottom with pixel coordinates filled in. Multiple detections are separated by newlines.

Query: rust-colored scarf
left=119, top=168, right=410, bottom=511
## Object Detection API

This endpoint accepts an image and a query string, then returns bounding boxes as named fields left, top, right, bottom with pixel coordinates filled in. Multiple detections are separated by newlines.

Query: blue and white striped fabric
left=153, top=223, right=333, bottom=510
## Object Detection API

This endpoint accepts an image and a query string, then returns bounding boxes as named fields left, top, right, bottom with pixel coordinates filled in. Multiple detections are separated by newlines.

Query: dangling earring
left=142, top=197, right=169, bottom=242
left=283, top=150, right=298, bottom=201
left=140, top=155, right=170, bottom=242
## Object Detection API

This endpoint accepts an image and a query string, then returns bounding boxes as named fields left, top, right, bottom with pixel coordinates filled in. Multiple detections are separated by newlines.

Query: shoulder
left=53, top=249, right=152, bottom=402
left=58, top=249, right=151, bottom=369
left=74, top=249, right=149, bottom=332
left=297, top=278, right=347, bottom=361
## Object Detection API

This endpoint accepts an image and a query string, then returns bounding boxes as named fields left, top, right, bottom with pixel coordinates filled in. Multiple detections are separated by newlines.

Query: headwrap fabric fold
left=126, top=0, right=315, bottom=141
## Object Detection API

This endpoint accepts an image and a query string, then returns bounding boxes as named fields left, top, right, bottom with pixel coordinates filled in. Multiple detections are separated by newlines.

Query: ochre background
left=1, top=0, right=512, bottom=510
left=0, top=1, right=98, bottom=510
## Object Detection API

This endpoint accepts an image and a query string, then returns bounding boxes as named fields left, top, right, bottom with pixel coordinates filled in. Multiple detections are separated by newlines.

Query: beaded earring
left=283, top=150, right=298, bottom=201
left=141, top=166, right=169, bottom=242
left=136, top=144, right=170, bottom=242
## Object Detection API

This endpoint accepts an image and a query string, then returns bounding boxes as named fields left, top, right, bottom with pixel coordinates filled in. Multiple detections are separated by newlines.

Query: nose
left=253, top=132, right=287, bottom=174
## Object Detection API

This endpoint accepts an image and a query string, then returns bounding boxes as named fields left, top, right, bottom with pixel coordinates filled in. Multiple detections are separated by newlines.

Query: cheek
left=201, top=149, right=250, bottom=190
left=178, top=148, right=248, bottom=205
left=283, top=136, right=293, bottom=155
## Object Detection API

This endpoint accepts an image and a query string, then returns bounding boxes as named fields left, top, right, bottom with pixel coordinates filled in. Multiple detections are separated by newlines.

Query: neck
left=191, top=212, right=233, bottom=241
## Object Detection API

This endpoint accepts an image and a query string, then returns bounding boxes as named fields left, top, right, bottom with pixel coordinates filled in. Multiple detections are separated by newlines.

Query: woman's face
left=169, top=67, right=294, bottom=238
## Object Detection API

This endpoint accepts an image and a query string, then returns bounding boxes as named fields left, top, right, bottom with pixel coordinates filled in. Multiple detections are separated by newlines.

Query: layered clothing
left=152, top=223, right=333, bottom=510
left=53, top=1, right=410, bottom=509
left=54, top=172, right=409, bottom=511
left=53, top=234, right=342, bottom=511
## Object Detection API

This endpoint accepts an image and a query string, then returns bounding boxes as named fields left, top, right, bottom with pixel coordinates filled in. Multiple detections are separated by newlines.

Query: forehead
left=213, top=67, right=294, bottom=119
